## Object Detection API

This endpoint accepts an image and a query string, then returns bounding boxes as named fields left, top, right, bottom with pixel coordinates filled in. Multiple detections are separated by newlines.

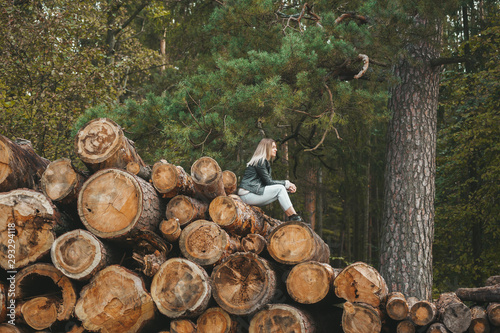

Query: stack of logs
left=0, top=118, right=499, bottom=333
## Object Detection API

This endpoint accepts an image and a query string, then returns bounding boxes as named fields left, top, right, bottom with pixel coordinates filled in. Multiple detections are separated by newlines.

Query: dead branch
left=354, top=54, right=369, bottom=79
left=334, top=12, right=369, bottom=25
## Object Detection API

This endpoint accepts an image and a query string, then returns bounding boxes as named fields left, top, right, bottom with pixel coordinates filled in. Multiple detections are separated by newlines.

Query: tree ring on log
left=249, top=304, right=314, bottom=333
left=180, top=220, right=229, bottom=266
left=197, top=307, right=236, bottom=333
left=75, top=118, right=122, bottom=164
left=21, top=297, right=58, bottom=330
left=152, top=162, right=178, bottom=193
left=286, top=261, right=332, bottom=304
left=209, top=196, right=239, bottom=227
left=41, top=158, right=78, bottom=202
left=166, top=195, right=206, bottom=226
left=191, top=157, right=221, bottom=185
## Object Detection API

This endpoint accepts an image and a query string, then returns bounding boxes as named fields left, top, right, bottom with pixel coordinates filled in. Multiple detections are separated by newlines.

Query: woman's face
left=270, top=142, right=277, bottom=158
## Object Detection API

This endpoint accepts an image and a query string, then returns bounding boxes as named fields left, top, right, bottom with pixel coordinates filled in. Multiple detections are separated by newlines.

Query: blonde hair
left=247, top=138, right=276, bottom=166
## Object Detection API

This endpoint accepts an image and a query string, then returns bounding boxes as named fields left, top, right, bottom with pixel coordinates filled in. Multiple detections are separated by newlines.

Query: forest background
left=1, top=0, right=498, bottom=299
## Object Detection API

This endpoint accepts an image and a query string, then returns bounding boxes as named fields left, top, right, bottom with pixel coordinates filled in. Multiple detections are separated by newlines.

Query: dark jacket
left=239, top=159, right=286, bottom=195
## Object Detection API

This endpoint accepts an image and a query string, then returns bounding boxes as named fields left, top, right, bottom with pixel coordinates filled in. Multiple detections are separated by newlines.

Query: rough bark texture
left=456, top=284, right=500, bottom=303
left=77, top=168, right=162, bottom=239
left=211, top=252, right=277, bottom=316
left=249, top=304, right=315, bottom=333
left=385, top=292, right=410, bottom=321
left=0, top=283, right=6, bottom=323
left=435, top=292, right=472, bottom=333
left=469, top=306, right=490, bottom=333
left=286, top=261, right=336, bottom=304
left=267, top=221, right=330, bottom=265
left=196, top=307, right=238, bottom=333
left=74, top=118, right=146, bottom=173
left=409, top=300, right=437, bottom=326
left=486, top=276, right=500, bottom=286
left=130, top=230, right=172, bottom=277
left=41, top=158, right=87, bottom=205
left=0, top=135, right=50, bottom=193
left=380, top=18, right=442, bottom=300
left=487, top=303, right=500, bottom=326
left=166, top=195, right=208, bottom=227
left=342, top=301, right=382, bottom=333
left=151, top=161, right=195, bottom=198
left=75, top=265, right=155, bottom=333
left=0, top=189, right=61, bottom=270
left=151, top=258, right=211, bottom=318
left=333, top=261, right=388, bottom=308
left=191, top=156, right=226, bottom=200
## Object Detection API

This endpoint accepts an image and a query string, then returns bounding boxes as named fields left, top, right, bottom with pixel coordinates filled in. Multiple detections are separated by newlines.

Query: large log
left=486, top=276, right=500, bottom=286
left=151, top=258, right=211, bottom=318
left=267, top=221, right=330, bottom=265
left=222, top=170, right=237, bottom=195
left=469, top=306, right=490, bottom=333
left=74, top=118, right=146, bottom=173
left=75, top=265, right=155, bottom=333
left=209, top=195, right=269, bottom=236
left=456, top=284, right=500, bottom=303
left=166, top=195, right=208, bottom=227
left=191, top=156, right=226, bottom=200
left=179, top=220, right=241, bottom=267
left=151, top=161, right=196, bottom=198
left=249, top=304, right=315, bottom=333
left=196, top=307, right=238, bottom=333
left=211, top=252, right=277, bottom=316
left=487, top=303, right=500, bottom=327
left=286, top=261, right=337, bottom=304
left=435, top=292, right=472, bottom=333
left=15, top=263, right=77, bottom=329
left=51, top=229, right=116, bottom=281
left=409, top=299, right=437, bottom=326
left=342, top=301, right=382, bottom=333
left=170, top=319, right=197, bottom=333
left=0, top=135, right=50, bottom=192
left=0, top=189, right=61, bottom=270
left=77, top=168, right=162, bottom=239
left=40, top=158, right=88, bottom=205
left=333, top=262, right=388, bottom=309
left=385, top=292, right=410, bottom=321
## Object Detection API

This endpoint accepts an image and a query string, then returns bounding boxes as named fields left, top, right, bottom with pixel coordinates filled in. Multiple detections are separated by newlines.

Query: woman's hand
left=288, top=182, right=297, bottom=193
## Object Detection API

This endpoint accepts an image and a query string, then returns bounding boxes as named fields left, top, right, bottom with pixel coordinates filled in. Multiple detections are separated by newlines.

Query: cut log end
left=20, top=297, right=58, bottom=330
left=159, top=218, right=182, bottom=242
left=41, top=158, right=80, bottom=202
left=341, top=301, right=382, bottom=333
left=166, top=195, right=207, bottom=227
left=152, top=161, right=179, bottom=193
left=249, top=304, right=314, bottom=333
left=222, top=170, right=237, bottom=195
left=75, top=118, right=123, bottom=164
left=197, top=307, right=237, bottom=333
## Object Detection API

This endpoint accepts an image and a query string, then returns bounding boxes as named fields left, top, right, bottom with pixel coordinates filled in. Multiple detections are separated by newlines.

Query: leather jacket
left=239, top=159, right=286, bottom=195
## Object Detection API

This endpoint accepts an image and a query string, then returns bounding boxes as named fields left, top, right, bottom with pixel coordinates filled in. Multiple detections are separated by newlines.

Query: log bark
left=427, top=323, right=449, bottom=333
left=456, top=284, right=500, bottom=303
left=209, top=195, right=269, bottom=236
left=435, top=292, right=472, bottom=333
left=409, top=300, right=437, bottom=326
left=222, top=170, right=237, bottom=195
left=486, top=276, right=500, bottom=286
left=51, top=229, right=116, bottom=281
left=126, top=161, right=152, bottom=181
left=40, top=158, right=88, bottom=205
left=267, top=221, right=330, bottom=265
left=487, top=303, right=500, bottom=327
left=0, top=189, right=61, bottom=270
left=286, top=261, right=336, bottom=304
left=241, top=233, right=267, bottom=255
left=130, top=230, right=172, bottom=277
left=386, top=292, right=410, bottom=321
left=397, top=320, right=416, bottom=333
left=159, top=218, right=182, bottom=242
left=249, top=304, right=315, bottom=333
left=151, top=161, right=195, bottom=198
left=75, top=265, right=155, bottom=333
left=179, top=220, right=241, bottom=267
left=170, top=319, right=197, bottom=333
left=151, top=258, right=211, bottom=318
left=334, top=262, right=388, bottom=309
left=77, top=168, right=162, bottom=239
left=166, top=195, right=208, bottom=227
left=469, top=306, right=490, bottom=333
left=74, top=118, right=146, bottom=173
left=0, top=135, right=50, bottom=192
left=196, top=307, right=238, bottom=333
left=342, top=301, right=382, bottom=333
left=191, top=156, right=226, bottom=200
left=15, top=263, right=77, bottom=325
left=211, top=252, right=277, bottom=316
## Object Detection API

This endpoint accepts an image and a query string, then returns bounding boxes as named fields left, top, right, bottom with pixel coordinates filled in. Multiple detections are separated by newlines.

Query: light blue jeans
left=239, top=184, right=292, bottom=211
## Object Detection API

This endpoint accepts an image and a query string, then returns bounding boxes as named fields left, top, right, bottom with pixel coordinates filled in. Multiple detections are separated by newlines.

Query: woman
left=238, top=138, right=304, bottom=222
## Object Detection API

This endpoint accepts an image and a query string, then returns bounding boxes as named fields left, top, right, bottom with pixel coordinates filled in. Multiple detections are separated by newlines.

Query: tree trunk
left=304, top=167, right=317, bottom=229
left=170, top=319, right=197, bottom=333
left=151, top=258, right=211, bottom=318
left=15, top=263, right=77, bottom=326
left=211, top=252, right=277, bottom=316
left=286, top=261, right=336, bottom=304
left=333, top=261, right=388, bottom=308
left=241, top=233, right=267, bottom=255
left=191, top=156, right=226, bottom=200
left=397, top=320, right=416, bottom=333
left=456, top=284, right=500, bottom=302
left=342, top=301, right=382, bottom=333
left=209, top=195, right=269, bottom=236
left=151, top=160, right=196, bottom=198
left=0, top=135, right=50, bottom=192
left=222, top=170, right=237, bottom=195
left=385, top=292, right=410, bottom=321
left=435, top=292, right=472, bottom=333
left=468, top=306, right=490, bottom=333
left=196, top=307, right=238, bottom=333
left=74, top=118, right=147, bottom=173
left=426, top=323, right=449, bottom=333
left=267, top=221, right=330, bottom=265
left=159, top=218, right=182, bottom=242
left=0, top=189, right=61, bottom=270
left=77, top=168, right=162, bottom=239
left=40, top=158, right=88, bottom=205
left=409, top=300, right=437, bottom=326
left=380, top=17, right=442, bottom=300
left=51, top=229, right=116, bottom=281
left=166, top=194, right=208, bottom=227
left=487, top=303, right=500, bottom=327
left=249, top=304, right=315, bottom=333
left=179, top=219, right=241, bottom=267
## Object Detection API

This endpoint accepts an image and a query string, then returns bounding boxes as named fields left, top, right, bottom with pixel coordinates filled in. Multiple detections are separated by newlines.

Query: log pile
left=1, top=118, right=499, bottom=333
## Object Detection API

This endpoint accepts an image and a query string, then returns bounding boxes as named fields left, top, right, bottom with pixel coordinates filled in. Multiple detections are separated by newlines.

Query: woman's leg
left=239, top=184, right=293, bottom=212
